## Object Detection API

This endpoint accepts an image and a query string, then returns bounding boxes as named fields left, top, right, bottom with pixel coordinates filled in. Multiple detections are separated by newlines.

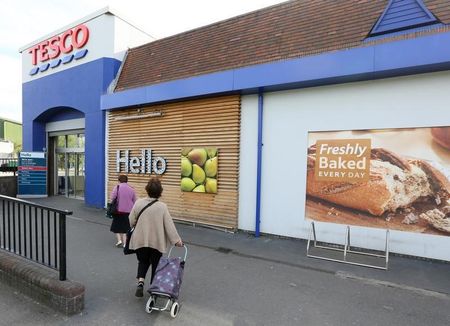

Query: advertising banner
left=181, top=148, right=218, bottom=193
left=17, top=152, right=47, bottom=198
left=306, top=127, right=450, bottom=236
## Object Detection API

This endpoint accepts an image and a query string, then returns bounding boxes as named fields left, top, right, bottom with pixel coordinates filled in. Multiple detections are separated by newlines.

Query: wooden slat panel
left=107, top=95, right=240, bottom=229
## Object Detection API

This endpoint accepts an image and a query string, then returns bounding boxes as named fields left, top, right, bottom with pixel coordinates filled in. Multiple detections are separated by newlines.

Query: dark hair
left=145, top=177, right=163, bottom=198
left=118, top=174, right=128, bottom=183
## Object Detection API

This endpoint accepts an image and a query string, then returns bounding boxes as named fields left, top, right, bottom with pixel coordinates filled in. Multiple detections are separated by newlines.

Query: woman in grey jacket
left=128, top=177, right=183, bottom=297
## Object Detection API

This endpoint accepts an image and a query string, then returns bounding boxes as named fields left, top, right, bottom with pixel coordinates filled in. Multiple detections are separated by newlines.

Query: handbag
left=106, top=185, right=120, bottom=219
left=124, top=199, right=158, bottom=255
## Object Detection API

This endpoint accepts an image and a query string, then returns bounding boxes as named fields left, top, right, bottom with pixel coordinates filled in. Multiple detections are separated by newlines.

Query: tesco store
left=22, top=1, right=450, bottom=261
left=20, top=8, right=152, bottom=206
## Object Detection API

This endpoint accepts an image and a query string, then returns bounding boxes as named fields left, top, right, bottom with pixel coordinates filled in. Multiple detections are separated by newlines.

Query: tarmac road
left=0, top=197, right=449, bottom=326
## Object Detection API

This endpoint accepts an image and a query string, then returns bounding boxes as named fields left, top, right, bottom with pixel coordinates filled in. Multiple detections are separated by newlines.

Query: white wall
left=239, top=71, right=450, bottom=260
left=238, top=95, right=258, bottom=231
left=113, top=16, right=155, bottom=59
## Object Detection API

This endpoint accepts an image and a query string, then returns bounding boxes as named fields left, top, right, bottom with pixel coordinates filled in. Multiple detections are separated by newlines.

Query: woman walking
left=110, top=174, right=137, bottom=247
left=128, top=177, right=183, bottom=297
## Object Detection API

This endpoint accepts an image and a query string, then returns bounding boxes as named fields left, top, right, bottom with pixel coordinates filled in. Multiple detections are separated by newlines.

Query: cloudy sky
left=0, top=0, right=285, bottom=123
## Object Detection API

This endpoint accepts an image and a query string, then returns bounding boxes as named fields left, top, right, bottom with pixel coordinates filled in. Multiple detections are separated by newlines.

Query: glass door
left=67, top=153, right=85, bottom=198
left=53, top=133, right=85, bottom=199
left=76, top=153, right=85, bottom=198
left=67, top=153, right=76, bottom=197
left=56, top=153, right=66, bottom=195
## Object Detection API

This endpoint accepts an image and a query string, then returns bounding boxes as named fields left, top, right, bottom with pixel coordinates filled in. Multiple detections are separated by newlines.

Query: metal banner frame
left=306, top=222, right=390, bottom=270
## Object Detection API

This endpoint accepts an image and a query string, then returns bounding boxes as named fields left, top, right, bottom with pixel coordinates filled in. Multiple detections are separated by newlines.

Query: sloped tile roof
left=115, top=0, right=450, bottom=92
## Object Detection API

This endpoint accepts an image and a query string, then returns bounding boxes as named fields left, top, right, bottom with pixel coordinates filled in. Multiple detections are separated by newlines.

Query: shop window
left=56, top=135, right=66, bottom=148
left=55, top=133, right=84, bottom=149
left=67, top=134, right=78, bottom=148
left=78, top=134, right=85, bottom=148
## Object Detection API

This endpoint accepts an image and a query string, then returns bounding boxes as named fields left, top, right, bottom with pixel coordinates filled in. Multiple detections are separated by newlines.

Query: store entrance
left=53, top=133, right=85, bottom=199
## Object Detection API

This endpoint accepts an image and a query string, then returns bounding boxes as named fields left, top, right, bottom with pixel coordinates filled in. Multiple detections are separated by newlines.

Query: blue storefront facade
left=22, top=58, right=120, bottom=206
left=20, top=8, right=152, bottom=207
left=21, top=1, right=450, bottom=260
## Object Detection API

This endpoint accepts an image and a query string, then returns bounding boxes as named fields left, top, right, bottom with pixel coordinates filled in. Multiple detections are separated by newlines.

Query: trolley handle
left=168, top=244, right=187, bottom=261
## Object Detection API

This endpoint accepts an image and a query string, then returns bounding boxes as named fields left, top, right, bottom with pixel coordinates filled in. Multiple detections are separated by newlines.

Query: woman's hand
left=175, top=240, right=183, bottom=247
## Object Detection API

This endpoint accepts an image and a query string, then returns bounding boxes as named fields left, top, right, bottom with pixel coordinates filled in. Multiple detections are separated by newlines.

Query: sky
left=0, top=0, right=286, bottom=123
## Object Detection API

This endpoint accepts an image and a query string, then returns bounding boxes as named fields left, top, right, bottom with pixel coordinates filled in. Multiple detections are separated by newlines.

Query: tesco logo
left=28, top=25, right=89, bottom=66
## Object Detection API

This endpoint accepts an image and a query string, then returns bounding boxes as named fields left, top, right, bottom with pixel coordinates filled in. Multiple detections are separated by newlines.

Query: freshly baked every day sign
left=314, top=139, right=370, bottom=182
left=306, top=127, right=450, bottom=237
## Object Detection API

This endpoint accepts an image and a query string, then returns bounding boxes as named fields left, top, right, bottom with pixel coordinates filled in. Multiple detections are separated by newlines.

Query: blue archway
left=22, top=58, right=121, bottom=207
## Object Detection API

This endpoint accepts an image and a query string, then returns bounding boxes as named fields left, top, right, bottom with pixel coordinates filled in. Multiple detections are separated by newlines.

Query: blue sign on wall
left=17, top=152, right=47, bottom=198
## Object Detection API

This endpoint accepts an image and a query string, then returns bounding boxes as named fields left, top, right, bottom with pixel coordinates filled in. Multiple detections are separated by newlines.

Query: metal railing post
left=0, top=195, right=72, bottom=279
left=58, top=213, right=67, bottom=281
left=255, top=90, right=264, bottom=237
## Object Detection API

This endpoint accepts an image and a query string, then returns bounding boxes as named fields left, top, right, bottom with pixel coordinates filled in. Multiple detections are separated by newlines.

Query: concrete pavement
left=0, top=196, right=449, bottom=326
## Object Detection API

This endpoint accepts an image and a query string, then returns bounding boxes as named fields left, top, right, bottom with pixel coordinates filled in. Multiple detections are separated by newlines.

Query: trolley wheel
left=145, top=296, right=155, bottom=314
left=170, top=301, right=179, bottom=318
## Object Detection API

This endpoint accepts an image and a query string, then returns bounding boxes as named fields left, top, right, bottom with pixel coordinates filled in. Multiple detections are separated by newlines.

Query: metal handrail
left=0, top=195, right=72, bottom=280
left=0, top=195, right=71, bottom=215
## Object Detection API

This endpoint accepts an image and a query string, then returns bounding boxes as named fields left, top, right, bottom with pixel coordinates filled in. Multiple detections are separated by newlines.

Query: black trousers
left=136, top=247, right=162, bottom=283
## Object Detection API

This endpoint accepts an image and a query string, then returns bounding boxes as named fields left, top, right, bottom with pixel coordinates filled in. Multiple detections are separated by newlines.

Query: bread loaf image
left=420, top=208, right=450, bottom=233
left=431, top=127, right=450, bottom=150
left=307, top=147, right=450, bottom=217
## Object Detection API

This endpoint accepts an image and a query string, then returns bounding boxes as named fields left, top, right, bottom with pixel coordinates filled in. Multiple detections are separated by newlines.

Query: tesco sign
left=28, top=25, right=89, bottom=66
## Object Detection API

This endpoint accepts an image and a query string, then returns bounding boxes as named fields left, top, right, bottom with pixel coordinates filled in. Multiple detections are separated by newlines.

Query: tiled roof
left=115, top=0, right=450, bottom=92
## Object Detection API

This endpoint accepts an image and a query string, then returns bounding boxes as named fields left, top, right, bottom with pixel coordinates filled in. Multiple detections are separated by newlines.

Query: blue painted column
left=255, top=90, right=264, bottom=237
left=84, top=110, right=106, bottom=208
left=31, top=121, right=46, bottom=151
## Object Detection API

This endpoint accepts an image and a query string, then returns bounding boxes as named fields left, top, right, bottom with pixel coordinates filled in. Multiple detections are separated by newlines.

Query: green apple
left=207, top=148, right=218, bottom=158
left=192, top=164, right=206, bottom=184
left=181, top=147, right=192, bottom=157
left=193, top=185, right=205, bottom=193
left=188, top=148, right=208, bottom=166
left=205, top=178, right=217, bottom=193
left=181, top=178, right=196, bottom=192
left=181, top=157, right=192, bottom=177
left=204, top=157, right=217, bottom=177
